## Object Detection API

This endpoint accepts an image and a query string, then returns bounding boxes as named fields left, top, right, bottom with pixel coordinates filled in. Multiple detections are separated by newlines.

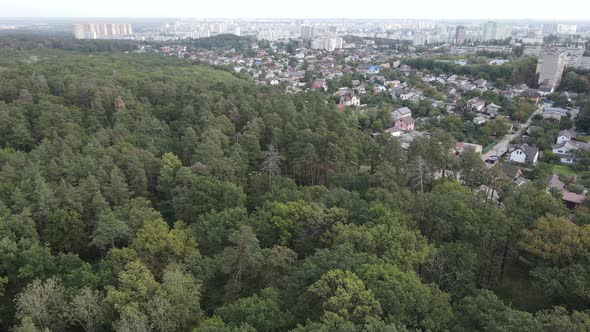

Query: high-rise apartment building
left=455, top=26, right=466, bottom=44
left=542, top=23, right=557, bottom=35
left=556, top=24, right=577, bottom=35
left=74, top=23, right=133, bottom=39
left=482, top=22, right=511, bottom=41
left=536, top=50, right=567, bottom=89
left=311, top=36, right=343, bottom=51
left=301, top=25, right=315, bottom=40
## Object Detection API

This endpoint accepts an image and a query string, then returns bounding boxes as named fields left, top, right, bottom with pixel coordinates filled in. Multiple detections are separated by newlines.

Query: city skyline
left=2, top=0, right=590, bottom=21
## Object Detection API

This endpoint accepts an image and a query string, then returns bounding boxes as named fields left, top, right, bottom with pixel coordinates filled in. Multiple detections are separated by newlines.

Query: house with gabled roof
left=394, top=116, right=415, bottom=132
left=508, top=144, right=539, bottom=164
left=552, top=140, right=590, bottom=164
left=467, top=97, right=485, bottom=112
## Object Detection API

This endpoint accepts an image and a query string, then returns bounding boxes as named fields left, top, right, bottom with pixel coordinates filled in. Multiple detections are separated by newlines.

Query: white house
left=556, top=129, right=576, bottom=145
left=400, top=92, right=415, bottom=100
left=552, top=140, right=590, bottom=164
left=509, top=144, right=539, bottom=164
left=339, top=95, right=360, bottom=107
left=473, top=116, right=487, bottom=125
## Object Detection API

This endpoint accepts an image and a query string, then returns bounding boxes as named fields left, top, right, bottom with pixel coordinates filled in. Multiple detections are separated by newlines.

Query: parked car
left=485, top=155, right=498, bottom=164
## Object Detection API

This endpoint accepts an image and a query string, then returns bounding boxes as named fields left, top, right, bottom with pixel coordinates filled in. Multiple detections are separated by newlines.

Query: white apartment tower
left=536, top=50, right=567, bottom=89
left=482, top=22, right=511, bottom=41
left=74, top=23, right=133, bottom=39
left=301, top=25, right=315, bottom=40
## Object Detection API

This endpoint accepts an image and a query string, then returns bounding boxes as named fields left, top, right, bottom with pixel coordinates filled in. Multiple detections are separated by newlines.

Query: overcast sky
left=1, top=0, right=589, bottom=21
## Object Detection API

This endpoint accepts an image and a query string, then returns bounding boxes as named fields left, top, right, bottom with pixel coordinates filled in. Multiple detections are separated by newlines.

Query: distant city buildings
left=455, top=26, right=466, bottom=44
left=526, top=46, right=590, bottom=71
left=482, top=22, right=511, bottom=41
left=301, top=24, right=316, bottom=40
left=557, top=24, right=577, bottom=35
left=311, top=36, right=343, bottom=51
left=542, top=23, right=577, bottom=35
left=74, top=23, right=133, bottom=39
left=259, top=30, right=290, bottom=41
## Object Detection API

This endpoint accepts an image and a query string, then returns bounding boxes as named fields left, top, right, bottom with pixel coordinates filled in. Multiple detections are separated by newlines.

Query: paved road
left=481, top=108, right=542, bottom=162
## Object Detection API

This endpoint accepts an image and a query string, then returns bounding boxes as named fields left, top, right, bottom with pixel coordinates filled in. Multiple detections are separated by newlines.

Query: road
left=481, top=108, right=542, bottom=162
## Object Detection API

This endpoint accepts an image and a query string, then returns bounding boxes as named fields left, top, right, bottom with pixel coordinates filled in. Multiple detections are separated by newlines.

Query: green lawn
left=552, top=164, right=577, bottom=177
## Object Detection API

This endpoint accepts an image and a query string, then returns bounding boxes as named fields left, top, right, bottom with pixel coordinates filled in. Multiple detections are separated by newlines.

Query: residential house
left=475, top=78, right=488, bottom=88
left=546, top=173, right=566, bottom=192
left=311, top=80, right=328, bottom=91
left=542, top=107, right=569, bottom=121
left=339, top=94, right=360, bottom=108
left=384, top=126, right=404, bottom=137
left=459, top=83, right=477, bottom=92
left=337, top=87, right=351, bottom=96
left=431, top=100, right=445, bottom=109
left=394, top=116, right=416, bottom=132
left=467, top=97, right=485, bottom=112
left=456, top=142, right=483, bottom=155
left=508, top=144, right=539, bottom=164
left=563, top=192, right=586, bottom=209
left=372, top=85, right=387, bottom=94
left=499, top=163, right=523, bottom=180
left=400, top=92, right=415, bottom=100
left=521, top=89, right=541, bottom=103
left=486, top=103, right=502, bottom=113
left=546, top=173, right=586, bottom=208
left=392, top=107, right=413, bottom=120
left=556, top=129, right=576, bottom=145
left=400, top=131, right=427, bottom=150
left=552, top=140, right=590, bottom=164
left=473, top=116, right=487, bottom=125
left=354, top=85, right=367, bottom=95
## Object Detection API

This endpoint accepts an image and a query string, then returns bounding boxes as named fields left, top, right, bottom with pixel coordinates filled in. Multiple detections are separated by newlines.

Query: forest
left=1, top=39, right=590, bottom=331
left=402, top=57, right=539, bottom=87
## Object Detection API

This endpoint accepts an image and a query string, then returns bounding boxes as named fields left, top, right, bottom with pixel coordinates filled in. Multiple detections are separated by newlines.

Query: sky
left=1, top=0, right=589, bottom=21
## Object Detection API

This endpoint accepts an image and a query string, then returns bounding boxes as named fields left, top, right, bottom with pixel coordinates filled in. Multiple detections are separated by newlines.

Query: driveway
left=481, top=108, right=542, bottom=162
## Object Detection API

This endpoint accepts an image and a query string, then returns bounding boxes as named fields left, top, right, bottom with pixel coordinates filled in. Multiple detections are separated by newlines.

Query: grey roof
left=554, top=140, right=590, bottom=151
left=500, top=163, right=521, bottom=179
left=521, top=144, right=539, bottom=162
left=392, top=107, right=412, bottom=119
left=558, top=129, right=577, bottom=138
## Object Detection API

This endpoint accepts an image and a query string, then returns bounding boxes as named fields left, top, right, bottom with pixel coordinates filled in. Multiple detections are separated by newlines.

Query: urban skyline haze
left=1, top=0, right=590, bottom=21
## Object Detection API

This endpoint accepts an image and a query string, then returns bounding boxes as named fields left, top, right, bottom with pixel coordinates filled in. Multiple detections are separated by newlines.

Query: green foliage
left=358, top=263, right=452, bottom=330
left=452, top=290, right=540, bottom=331
left=301, top=269, right=382, bottom=325
left=1, top=38, right=588, bottom=331
left=216, top=288, right=289, bottom=331
left=403, top=56, right=538, bottom=86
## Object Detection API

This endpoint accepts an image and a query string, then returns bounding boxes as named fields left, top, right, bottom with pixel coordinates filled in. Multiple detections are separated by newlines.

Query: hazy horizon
left=2, top=0, right=590, bottom=21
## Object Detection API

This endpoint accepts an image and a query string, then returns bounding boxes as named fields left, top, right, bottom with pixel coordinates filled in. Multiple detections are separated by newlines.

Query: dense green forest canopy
left=1, top=38, right=590, bottom=331
left=0, top=34, right=139, bottom=52
left=402, top=56, right=539, bottom=87
left=154, top=34, right=256, bottom=51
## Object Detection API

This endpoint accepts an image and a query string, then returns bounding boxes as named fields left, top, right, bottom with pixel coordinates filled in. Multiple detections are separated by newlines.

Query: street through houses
left=481, top=108, right=542, bottom=162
